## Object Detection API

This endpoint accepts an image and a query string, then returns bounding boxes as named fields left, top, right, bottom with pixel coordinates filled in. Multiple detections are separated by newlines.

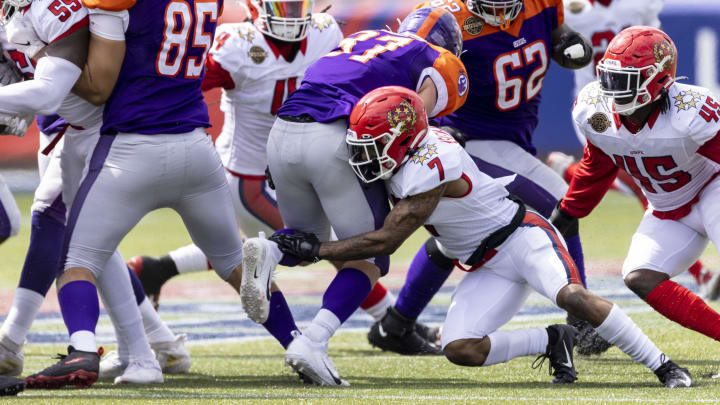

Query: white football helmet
left=246, top=0, right=314, bottom=42
left=1, top=0, right=32, bottom=26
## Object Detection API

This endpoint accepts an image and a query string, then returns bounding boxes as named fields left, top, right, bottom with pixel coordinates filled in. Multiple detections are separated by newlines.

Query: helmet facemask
left=467, top=0, right=523, bottom=30
left=347, top=125, right=404, bottom=184
left=1, top=0, right=31, bottom=26
left=253, top=0, right=313, bottom=42
left=596, top=55, right=673, bottom=116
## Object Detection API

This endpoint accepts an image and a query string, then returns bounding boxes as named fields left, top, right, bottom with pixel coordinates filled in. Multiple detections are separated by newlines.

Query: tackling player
left=552, top=26, right=720, bottom=373
left=240, top=7, right=468, bottom=385
left=260, top=85, right=693, bottom=388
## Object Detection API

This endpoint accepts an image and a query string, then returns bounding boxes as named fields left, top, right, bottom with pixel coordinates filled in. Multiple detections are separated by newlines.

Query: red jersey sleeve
left=560, top=140, right=619, bottom=218
left=697, top=130, right=720, bottom=165
left=201, top=54, right=235, bottom=92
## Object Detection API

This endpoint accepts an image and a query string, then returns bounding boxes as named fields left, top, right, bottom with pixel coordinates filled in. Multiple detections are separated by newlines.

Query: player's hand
left=0, top=113, right=31, bottom=137
left=269, top=229, right=321, bottom=263
left=439, top=125, right=467, bottom=148
left=550, top=204, right=579, bottom=238
left=553, top=31, right=592, bottom=68
left=5, top=12, right=45, bottom=58
left=0, top=56, right=21, bottom=86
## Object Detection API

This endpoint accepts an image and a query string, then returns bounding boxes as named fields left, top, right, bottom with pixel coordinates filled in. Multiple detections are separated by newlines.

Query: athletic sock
left=59, top=280, right=99, bottom=352
left=0, top=288, right=45, bottom=346
left=360, top=282, right=395, bottom=322
left=395, top=243, right=453, bottom=319
left=593, top=304, right=663, bottom=371
left=645, top=280, right=720, bottom=341
left=484, top=328, right=548, bottom=366
left=18, top=211, right=65, bottom=296
left=564, top=234, right=586, bottom=288
left=139, top=298, right=176, bottom=344
left=262, top=292, right=298, bottom=348
left=168, top=244, right=211, bottom=274
left=303, top=268, right=371, bottom=342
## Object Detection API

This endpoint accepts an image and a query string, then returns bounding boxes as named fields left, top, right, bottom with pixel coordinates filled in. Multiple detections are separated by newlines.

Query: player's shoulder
left=305, top=13, right=343, bottom=54
left=523, top=0, right=563, bottom=16
left=28, top=0, right=89, bottom=43
left=666, top=82, right=720, bottom=144
left=308, top=13, right=340, bottom=35
left=210, top=22, right=266, bottom=69
left=573, top=81, right=604, bottom=120
left=82, top=0, right=134, bottom=11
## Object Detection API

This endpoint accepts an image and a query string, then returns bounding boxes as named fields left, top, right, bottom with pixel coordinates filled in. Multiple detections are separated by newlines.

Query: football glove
left=549, top=203, right=579, bottom=238
left=553, top=31, right=592, bottom=68
left=269, top=230, right=321, bottom=263
left=440, top=125, right=467, bottom=148
left=0, top=56, right=22, bottom=86
left=0, top=113, right=31, bottom=137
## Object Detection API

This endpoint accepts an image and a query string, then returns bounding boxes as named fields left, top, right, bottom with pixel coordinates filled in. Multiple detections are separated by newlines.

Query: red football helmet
left=347, top=86, right=429, bottom=183
left=246, top=0, right=314, bottom=42
left=596, top=26, right=677, bottom=115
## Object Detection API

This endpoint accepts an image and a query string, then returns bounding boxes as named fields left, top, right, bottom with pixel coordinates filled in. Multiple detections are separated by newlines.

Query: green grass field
left=1, top=192, right=720, bottom=404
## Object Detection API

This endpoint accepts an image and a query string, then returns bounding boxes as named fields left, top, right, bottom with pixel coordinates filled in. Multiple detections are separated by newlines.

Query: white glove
left=5, top=12, right=45, bottom=58
left=0, top=113, right=32, bottom=137
left=0, top=57, right=22, bottom=86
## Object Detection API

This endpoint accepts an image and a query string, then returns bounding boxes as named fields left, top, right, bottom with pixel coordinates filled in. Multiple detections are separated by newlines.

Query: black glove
left=553, top=31, right=592, bottom=68
left=549, top=204, right=579, bottom=238
left=440, top=125, right=467, bottom=148
left=269, top=231, right=321, bottom=263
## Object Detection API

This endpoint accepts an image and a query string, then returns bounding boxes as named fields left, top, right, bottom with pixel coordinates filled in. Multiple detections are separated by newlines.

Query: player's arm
left=417, top=51, right=468, bottom=117
left=551, top=24, right=592, bottom=70
left=417, top=76, right=438, bottom=117
left=72, top=12, right=126, bottom=105
left=201, top=54, right=235, bottom=91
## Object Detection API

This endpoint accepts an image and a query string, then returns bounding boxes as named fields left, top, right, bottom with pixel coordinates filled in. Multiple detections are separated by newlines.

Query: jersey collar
left=265, top=37, right=307, bottom=62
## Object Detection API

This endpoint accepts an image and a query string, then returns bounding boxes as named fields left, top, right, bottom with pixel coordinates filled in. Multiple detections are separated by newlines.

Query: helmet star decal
left=580, top=85, right=602, bottom=106
left=312, top=14, right=333, bottom=31
left=387, top=101, right=417, bottom=134
left=237, top=27, right=257, bottom=42
left=410, top=143, right=438, bottom=165
left=653, top=40, right=675, bottom=71
left=673, top=90, right=703, bottom=112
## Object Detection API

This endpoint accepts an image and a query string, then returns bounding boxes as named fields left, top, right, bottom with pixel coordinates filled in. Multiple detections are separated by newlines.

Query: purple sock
left=58, top=280, right=99, bottom=336
left=565, top=234, right=587, bottom=287
left=273, top=229, right=303, bottom=267
left=128, top=266, right=146, bottom=305
left=395, top=243, right=453, bottom=319
left=262, top=291, right=298, bottom=348
left=18, top=210, right=66, bottom=295
left=321, top=268, right=371, bottom=323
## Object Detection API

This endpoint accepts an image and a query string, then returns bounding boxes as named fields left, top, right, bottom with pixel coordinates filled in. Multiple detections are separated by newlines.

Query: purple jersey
left=36, top=115, right=66, bottom=135
left=100, top=0, right=223, bottom=135
left=432, top=0, right=563, bottom=155
left=279, top=30, right=468, bottom=123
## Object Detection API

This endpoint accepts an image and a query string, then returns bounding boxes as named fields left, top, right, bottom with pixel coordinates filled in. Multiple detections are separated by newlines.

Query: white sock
left=484, top=328, right=548, bottom=366
left=303, top=309, right=341, bottom=343
left=363, top=290, right=395, bottom=322
left=139, top=298, right=176, bottom=344
left=0, top=287, right=44, bottom=346
left=594, top=304, right=664, bottom=371
left=70, top=330, right=96, bottom=352
left=169, top=244, right=211, bottom=274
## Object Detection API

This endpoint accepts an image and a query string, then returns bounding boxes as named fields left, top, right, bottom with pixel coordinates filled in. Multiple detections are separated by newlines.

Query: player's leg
left=0, top=174, right=20, bottom=245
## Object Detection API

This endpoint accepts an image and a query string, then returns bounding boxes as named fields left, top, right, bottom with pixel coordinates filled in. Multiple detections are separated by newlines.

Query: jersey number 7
left=156, top=1, right=218, bottom=79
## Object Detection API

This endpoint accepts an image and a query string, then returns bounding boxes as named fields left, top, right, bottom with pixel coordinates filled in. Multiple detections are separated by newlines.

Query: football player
left=125, top=1, right=421, bottom=345
left=260, top=85, right=693, bottom=388
left=546, top=0, right=720, bottom=303
left=552, top=26, right=720, bottom=373
left=240, top=7, right=468, bottom=385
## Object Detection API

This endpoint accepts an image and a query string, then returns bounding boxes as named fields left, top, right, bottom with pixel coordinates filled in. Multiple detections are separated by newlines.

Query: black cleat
left=127, top=255, right=179, bottom=309
left=25, top=346, right=101, bottom=389
left=367, top=307, right=442, bottom=356
left=532, top=324, right=578, bottom=384
left=414, top=322, right=440, bottom=346
left=0, top=375, right=24, bottom=396
left=567, top=314, right=612, bottom=356
left=654, top=357, right=692, bottom=388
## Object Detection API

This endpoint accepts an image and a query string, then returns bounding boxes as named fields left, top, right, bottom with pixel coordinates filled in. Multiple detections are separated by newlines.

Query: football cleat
left=240, top=234, right=278, bottom=324
left=127, top=255, right=178, bottom=310
left=414, top=322, right=441, bottom=347
left=114, top=358, right=163, bottom=385
left=532, top=324, right=578, bottom=384
left=568, top=314, right=613, bottom=356
left=0, top=375, right=24, bottom=396
left=285, top=332, right=349, bottom=387
left=0, top=336, right=23, bottom=376
left=654, top=357, right=692, bottom=388
left=151, top=334, right=191, bottom=374
left=546, top=151, right=575, bottom=179
left=698, top=271, right=720, bottom=301
left=367, top=307, right=442, bottom=356
left=25, top=346, right=102, bottom=389
left=98, top=350, right=126, bottom=380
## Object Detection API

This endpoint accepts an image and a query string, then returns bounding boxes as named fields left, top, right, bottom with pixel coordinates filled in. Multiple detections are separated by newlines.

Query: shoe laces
left=531, top=348, right=553, bottom=376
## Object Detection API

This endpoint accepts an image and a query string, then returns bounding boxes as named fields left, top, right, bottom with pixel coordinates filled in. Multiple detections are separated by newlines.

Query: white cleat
left=151, top=334, right=191, bottom=374
left=546, top=151, right=575, bottom=177
left=699, top=272, right=720, bottom=301
left=114, top=358, right=164, bottom=385
left=0, top=337, right=23, bottom=376
left=241, top=233, right=279, bottom=323
left=285, top=332, right=349, bottom=387
left=99, top=350, right=127, bottom=379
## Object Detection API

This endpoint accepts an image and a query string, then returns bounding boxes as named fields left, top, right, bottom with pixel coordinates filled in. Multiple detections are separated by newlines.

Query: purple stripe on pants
left=60, top=135, right=116, bottom=272
left=0, top=196, right=11, bottom=240
left=356, top=177, right=391, bottom=276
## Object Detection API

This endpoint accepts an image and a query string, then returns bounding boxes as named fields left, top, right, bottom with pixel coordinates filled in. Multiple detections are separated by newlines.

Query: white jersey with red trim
left=565, top=0, right=663, bottom=96
left=211, top=14, right=342, bottom=176
left=388, top=128, right=518, bottom=262
left=4, top=2, right=102, bottom=128
left=573, top=81, right=720, bottom=213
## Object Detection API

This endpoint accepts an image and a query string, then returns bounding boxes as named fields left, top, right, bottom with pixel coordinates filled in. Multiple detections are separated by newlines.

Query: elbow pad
left=554, top=31, right=592, bottom=68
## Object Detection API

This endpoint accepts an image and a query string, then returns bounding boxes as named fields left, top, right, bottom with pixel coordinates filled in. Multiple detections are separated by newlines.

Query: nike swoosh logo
left=378, top=324, right=388, bottom=338
left=252, top=245, right=262, bottom=279
left=561, top=341, right=573, bottom=369
left=323, top=361, right=343, bottom=385
left=17, top=42, right=30, bottom=46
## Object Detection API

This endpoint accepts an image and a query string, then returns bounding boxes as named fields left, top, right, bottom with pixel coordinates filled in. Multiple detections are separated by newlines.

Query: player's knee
left=624, top=269, right=666, bottom=300
left=556, top=283, right=590, bottom=315
left=424, top=238, right=454, bottom=270
left=443, top=339, right=488, bottom=367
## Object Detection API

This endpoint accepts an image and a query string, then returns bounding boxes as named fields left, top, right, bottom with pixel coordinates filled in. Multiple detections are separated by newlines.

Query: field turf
left=1, top=191, right=719, bottom=403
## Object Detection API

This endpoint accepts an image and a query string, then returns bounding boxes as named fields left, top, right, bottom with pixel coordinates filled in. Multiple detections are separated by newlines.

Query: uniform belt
left=40, top=123, right=85, bottom=156
left=279, top=114, right=316, bottom=123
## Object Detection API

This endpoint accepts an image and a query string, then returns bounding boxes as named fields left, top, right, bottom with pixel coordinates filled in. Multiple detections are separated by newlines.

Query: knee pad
left=424, top=238, right=454, bottom=270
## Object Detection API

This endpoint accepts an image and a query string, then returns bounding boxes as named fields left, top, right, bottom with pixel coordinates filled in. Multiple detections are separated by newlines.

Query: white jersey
left=388, top=128, right=518, bottom=263
left=565, top=0, right=663, bottom=96
left=4, top=1, right=102, bottom=128
left=573, top=81, right=720, bottom=213
left=211, top=14, right=343, bottom=176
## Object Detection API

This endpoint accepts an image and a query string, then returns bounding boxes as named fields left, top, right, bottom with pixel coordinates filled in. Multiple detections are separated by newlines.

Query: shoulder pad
left=670, top=84, right=720, bottom=145
left=210, top=22, right=264, bottom=71
left=82, top=0, right=134, bottom=11
left=309, top=13, right=338, bottom=32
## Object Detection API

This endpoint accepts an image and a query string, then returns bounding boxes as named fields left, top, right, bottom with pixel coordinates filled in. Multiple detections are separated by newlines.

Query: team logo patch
left=248, top=45, right=268, bottom=64
left=653, top=40, right=675, bottom=71
left=673, top=89, right=703, bottom=112
left=462, top=16, right=484, bottom=36
left=410, top=143, right=439, bottom=165
left=588, top=112, right=611, bottom=133
left=387, top=101, right=417, bottom=133
left=312, top=14, right=334, bottom=31
left=458, top=72, right=468, bottom=97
